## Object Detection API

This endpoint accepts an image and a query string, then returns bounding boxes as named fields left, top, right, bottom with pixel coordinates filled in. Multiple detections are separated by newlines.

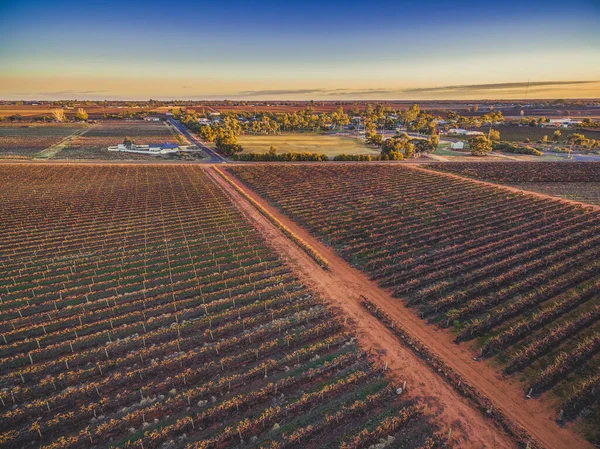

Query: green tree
left=401, top=104, right=420, bottom=126
left=199, top=125, right=217, bottom=142
left=553, top=130, right=561, bottom=142
left=268, top=145, right=277, bottom=156
left=381, top=133, right=414, bottom=159
left=469, top=135, right=493, bottom=156
left=568, top=133, right=587, bottom=146
left=489, top=129, right=500, bottom=141
left=366, top=132, right=383, bottom=146
left=414, top=135, right=439, bottom=154
left=51, top=108, right=66, bottom=122
left=123, top=137, right=135, bottom=149
left=74, top=108, right=88, bottom=121
left=215, top=129, right=243, bottom=156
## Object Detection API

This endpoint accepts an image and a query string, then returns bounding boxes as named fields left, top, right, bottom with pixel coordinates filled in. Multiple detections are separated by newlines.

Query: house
left=446, top=128, right=484, bottom=136
left=197, top=118, right=211, bottom=125
left=446, top=128, right=468, bottom=135
left=450, top=141, right=465, bottom=150
left=107, top=142, right=180, bottom=155
left=144, top=116, right=161, bottom=122
left=547, top=118, right=582, bottom=128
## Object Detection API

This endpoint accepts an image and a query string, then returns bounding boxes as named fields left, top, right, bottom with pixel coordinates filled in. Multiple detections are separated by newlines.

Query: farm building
left=450, top=141, right=465, bottom=150
left=108, top=142, right=180, bottom=155
left=547, top=118, right=582, bottom=128
left=446, top=128, right=484, bottom=136
left=144, top=116, right=161, bottom=122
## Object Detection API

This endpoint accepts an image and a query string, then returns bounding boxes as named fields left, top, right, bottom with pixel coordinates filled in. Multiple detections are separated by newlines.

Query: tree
left=568, top=133, right=587, bottom=146
left=366, top=132, right=383, bottom=146
left=123, top=137, right=135, bottom=149
left=414, top=135, right=439, bottom=154
left=542, top=135, right=548, bottom=143
left=215, top=129, right=243, bottom=156
left=553, top=130, right=562, bottom=142
left=381, top=133, right=414, bottom=159
left=268, top=145, right=277, bottom=156
left=401, top=104, right=420, bottom=126
left=469, top=135, right=492, bottom=156
left=429, top=134, right=440, bottom=150
left=51, top=108, right=66, bottom=122
left=75, top=108, right=88, bottom=121
left=489, top=129, right=500, bottom=141
left=199, top=125, right=217, bottom=142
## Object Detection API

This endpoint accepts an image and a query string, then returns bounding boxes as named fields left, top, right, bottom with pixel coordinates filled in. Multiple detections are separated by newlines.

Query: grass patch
left=236, top=133, right=379, bottom=159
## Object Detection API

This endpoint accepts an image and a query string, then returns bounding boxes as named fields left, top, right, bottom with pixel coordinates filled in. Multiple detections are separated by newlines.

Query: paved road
left=168, top=118, right=227, bottom=163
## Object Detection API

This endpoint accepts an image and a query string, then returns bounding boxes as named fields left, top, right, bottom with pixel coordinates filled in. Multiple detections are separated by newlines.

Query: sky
left=1, top=0, right=599, bottom=100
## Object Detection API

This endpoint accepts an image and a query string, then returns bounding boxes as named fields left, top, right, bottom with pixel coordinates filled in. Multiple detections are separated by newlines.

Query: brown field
left=0, top=105, right=173, bottom=119
left=427, top=161, right=600, bottom=206
left=504, top=182, right=600, bottom=205
left=0, top=123, right=87, bottom=157
left=491, top=125, right=600, bottom=143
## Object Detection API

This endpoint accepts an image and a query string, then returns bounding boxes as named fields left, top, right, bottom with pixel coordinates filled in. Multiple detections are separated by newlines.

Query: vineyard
left=0, top=164, right=442, bottom=449
left=57, top=121, right=185, bottom=159
left=0, top=123, right=87, bottom=157
left=426, top=162, right=600, bottom=183
left=428, top=162, right=600, bottom=206
left=227, top=164, right=600, bottom=442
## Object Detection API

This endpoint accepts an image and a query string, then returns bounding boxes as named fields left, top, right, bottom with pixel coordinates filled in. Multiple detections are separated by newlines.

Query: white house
left=108, top=142, right=180, bottom=155
left=144, top=116, right=161, bottom=122
left=446, top=128, right=484, bottom=136
left=450, top=141, right=465, bottom=150
left=547, top=118, right=582, bottom=128
left=198, top=118, right=211, bottom=125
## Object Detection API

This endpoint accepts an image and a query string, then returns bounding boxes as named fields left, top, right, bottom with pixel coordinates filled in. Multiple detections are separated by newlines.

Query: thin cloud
left=12, top=90, right=108, bottom=96
left=231, top=81, right=598, bottom=98
left=237, top=88, right=332, bottom=96
left=401, top=80, right=598, bottom=94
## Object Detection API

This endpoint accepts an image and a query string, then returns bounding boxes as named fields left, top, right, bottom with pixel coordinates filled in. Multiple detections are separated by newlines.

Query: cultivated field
left=491, top=125, right=600, bottom=143
left=236, top=133, right=379, bottom=158
left=0, top=123, right=87, bottom=158
left=58, top=120, right=185, bottom=160
left=0, top=164, right=443, bottom=449
left=428, top=162, right=600, bottom=205
left=228, top=164, right=600, bottom=443
left=0, top=105, right=173, bottom=120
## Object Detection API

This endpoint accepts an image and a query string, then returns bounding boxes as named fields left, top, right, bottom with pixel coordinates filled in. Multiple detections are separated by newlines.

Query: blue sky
left=1, top=0, right=599, bottom=99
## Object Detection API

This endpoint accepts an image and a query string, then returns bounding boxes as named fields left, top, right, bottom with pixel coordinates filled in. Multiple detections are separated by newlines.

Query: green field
left=237, top=133, right=379, bottom=158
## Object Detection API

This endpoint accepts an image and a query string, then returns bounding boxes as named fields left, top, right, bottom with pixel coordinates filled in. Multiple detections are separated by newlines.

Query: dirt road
left=206, top=166, right=594, bottom=449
